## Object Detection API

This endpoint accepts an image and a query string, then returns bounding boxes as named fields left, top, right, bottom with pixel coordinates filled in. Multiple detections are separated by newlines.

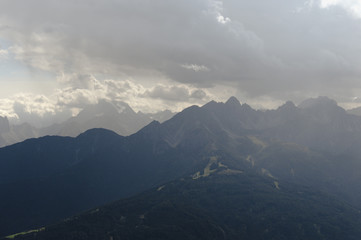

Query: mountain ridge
left=2, top=96, right=361, bottom=236
left=0, top=101, right=176, bottom=147
left=9, top=174, right=361, bottom=240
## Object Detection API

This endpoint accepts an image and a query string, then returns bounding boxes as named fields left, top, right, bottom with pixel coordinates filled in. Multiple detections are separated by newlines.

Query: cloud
left=6, top=93, right=72, bottom=127
left=190, top=89, right=207, bottom=99
left=142, top=85, right=208, bottom=102
left=320, top=0, right=361, bottom=18
left=56, top=88, right=99, bottom=108
left=181, top=64, right=210, bottom=72
left=0, top=0, right=264, bottom=86
left=0, top=98, right=16, bottom=119
left=1, top=0, right=361, bottom=113
left=57, top=73, right=98, bottom=90
left=0, top=49, right=8, bottom=59
left=0, top=74, right=211, bottom=127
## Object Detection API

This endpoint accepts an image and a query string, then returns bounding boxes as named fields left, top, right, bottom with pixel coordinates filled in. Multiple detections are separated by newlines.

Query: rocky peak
left=225, top=96, right=241, bottom=107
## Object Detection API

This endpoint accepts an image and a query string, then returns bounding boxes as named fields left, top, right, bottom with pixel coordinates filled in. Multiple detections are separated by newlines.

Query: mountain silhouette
left=2, top=96, right=361, bottom=237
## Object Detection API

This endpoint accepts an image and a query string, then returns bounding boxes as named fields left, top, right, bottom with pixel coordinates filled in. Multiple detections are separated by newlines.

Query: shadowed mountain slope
left=10, top=174, right=361, bottom=240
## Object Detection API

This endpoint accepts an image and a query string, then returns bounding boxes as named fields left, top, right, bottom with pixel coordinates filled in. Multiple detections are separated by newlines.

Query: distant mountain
left=0, top=116, right=10, bottom=133
left=40, top=100, right=153, bottom=137
left=0, top=101, right=176, bottom=147
left=2, top=96, right=361, bottom=237
left=10, top=174, right=361, bottom=240
left=0, top=116, right=10, bottom=146
left=0, top=116, right=38, bottom=147
left=347, top=106, right=361, bottom=116
left=264, top=96, right=361, bottom=153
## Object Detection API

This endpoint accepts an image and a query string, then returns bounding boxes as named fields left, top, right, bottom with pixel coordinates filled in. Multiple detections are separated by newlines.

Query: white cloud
left=210, top=0, right=231, bottom=24
left=56, top=88, right=99, bottom=108
left=0, top=48, right=8, bottom=59
left=0, top=98, right=17, bottom=120
left=0, top=93, right=72, bottom=127
left=217, top=15, right=231, bottom=24
left=181, top=64, right=210, bottom=72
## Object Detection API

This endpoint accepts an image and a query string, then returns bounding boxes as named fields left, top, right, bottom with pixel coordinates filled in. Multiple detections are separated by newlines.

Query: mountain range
left=0, top=100, right=175, bottom=147
left=1, top=96, right=361, bottom=239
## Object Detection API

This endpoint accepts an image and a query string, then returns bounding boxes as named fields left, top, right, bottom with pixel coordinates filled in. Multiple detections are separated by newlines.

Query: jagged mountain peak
left=225, top=96, right=241, bottom=107
left=240, top=102, right=254, bottom=111
left=202, top=100, right=219, bottom=109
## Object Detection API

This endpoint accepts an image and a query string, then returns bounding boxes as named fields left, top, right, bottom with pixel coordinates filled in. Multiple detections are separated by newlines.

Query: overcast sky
left=1, top=0, right=361, bottom=127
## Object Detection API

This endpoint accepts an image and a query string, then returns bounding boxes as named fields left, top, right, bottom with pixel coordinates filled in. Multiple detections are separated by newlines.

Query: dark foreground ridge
left=10, top=174, right=361, bottom=240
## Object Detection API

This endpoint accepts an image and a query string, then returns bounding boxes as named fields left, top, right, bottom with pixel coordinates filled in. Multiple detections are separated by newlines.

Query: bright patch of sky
left=0, top=38, right=28, bottom=81
left=320, top=0, right=361, bottom=18
left=0, top=38, right=57, bottom=97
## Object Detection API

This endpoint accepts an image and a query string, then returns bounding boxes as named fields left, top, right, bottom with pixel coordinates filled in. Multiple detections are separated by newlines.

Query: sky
left=1, top=0, right=361, bottom=127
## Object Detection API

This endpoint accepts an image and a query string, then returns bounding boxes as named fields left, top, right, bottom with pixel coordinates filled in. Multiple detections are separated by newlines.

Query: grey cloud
left=0, top=0, right=265, bottom=83
left=143, top=85, right=207, bottom=102
left=56, top=88, right=100, bottom=108
left=1, top=0, right=361, bottom=107
left=58, top=73, right=97, bottom=90
left=191, top=89, right=207, bottom=99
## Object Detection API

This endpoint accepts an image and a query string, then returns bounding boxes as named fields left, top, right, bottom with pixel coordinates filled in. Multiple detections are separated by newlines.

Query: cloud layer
left=1, top=0, right=361, bottom=125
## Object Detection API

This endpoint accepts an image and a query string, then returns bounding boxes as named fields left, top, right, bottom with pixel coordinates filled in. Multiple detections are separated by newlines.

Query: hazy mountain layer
left=347, top=106, right=361, bottom=116
left=0, top=116, right=38, bottom=148
left=39, top=100, right=153, bottom=137
left=0, top=101, right=175, bottom=147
